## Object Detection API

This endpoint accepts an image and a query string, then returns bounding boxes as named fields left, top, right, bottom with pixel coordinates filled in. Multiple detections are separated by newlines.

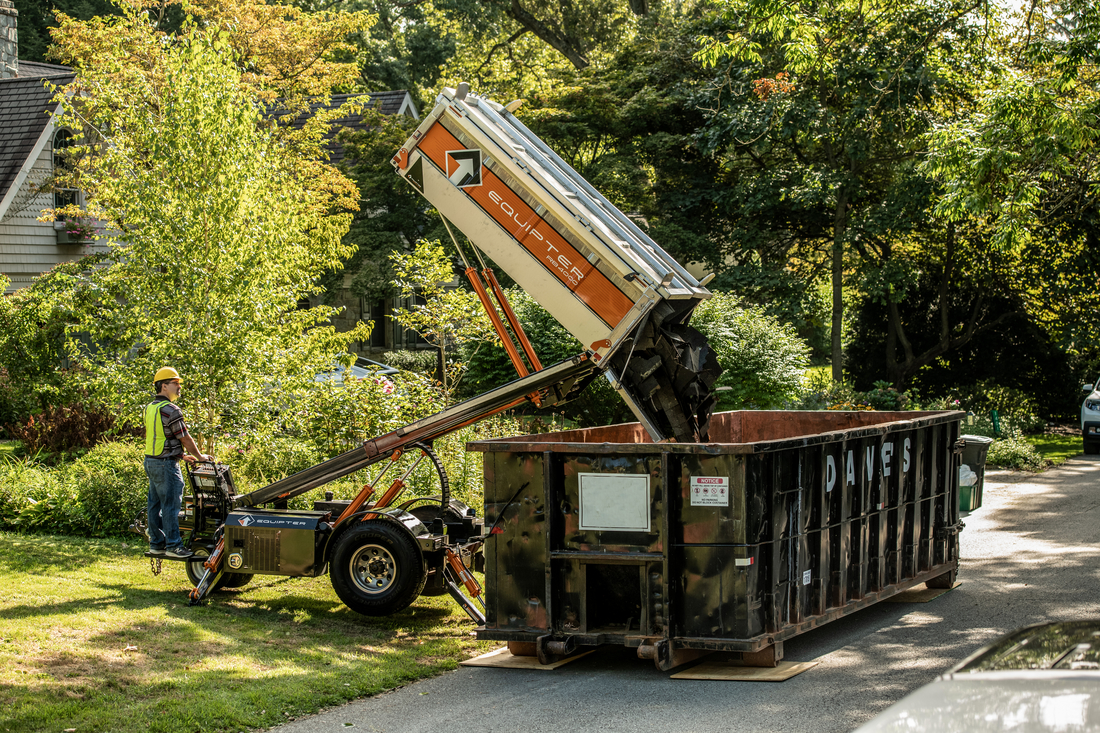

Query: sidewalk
left=277, top=458, right=1100, bottom=733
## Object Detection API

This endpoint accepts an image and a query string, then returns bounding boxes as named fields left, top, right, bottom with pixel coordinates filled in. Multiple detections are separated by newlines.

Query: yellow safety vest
left=144, top=398, right=171, bottom=457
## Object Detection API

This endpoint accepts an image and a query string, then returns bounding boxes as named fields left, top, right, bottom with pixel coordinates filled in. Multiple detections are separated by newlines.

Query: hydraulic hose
left=412, top=441, right=450, bottom=519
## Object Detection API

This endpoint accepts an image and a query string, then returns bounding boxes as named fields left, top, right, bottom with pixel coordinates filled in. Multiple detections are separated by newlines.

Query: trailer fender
left=321, top=507, right=431, bottom=564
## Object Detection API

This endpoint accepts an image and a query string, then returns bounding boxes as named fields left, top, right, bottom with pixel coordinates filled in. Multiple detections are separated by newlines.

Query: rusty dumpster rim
left=465, top=409, right=966, bottom=454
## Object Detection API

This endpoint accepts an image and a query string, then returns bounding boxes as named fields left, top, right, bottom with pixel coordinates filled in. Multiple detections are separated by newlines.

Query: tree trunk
left=831, top=189, right=848, bottom=381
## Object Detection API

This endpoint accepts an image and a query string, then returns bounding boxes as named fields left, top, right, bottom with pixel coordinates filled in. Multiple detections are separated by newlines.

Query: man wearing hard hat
left=144, top=367, right=213, bottom=559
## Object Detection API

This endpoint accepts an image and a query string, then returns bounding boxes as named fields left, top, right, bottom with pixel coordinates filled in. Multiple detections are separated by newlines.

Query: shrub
left=986, top=431, right=1045, bottom=471
left=864, top=381, right=912, bottom=411
left=229, top=435, right=324, bottom=490
left=381, top=350, right=438, bottom=377
left=67, top=440, right=148, bottom=535
left=0, top=369, right=39, bottom=437
left=282, top=369, right=443, bottom=457
left=5, top=401, right=136, bottom=456
left=0, top=456, right=89, bottom=534
left=955, top=380, right=1045, bottom=433
left=690, top=293, right=810, bottom=410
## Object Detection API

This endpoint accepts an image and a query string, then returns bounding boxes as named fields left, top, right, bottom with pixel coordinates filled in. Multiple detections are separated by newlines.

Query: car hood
left=854, top=671, right=1100, bottom=732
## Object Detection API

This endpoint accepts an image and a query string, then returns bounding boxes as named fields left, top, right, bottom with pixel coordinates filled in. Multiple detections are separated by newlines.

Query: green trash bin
left=959, top=435, right=994, bottom=511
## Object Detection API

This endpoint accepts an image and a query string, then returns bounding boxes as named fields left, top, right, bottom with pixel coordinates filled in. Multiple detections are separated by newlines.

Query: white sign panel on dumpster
left=690, top=476, right=729, bottom=506
left=578, top=473, right=650, bottom=532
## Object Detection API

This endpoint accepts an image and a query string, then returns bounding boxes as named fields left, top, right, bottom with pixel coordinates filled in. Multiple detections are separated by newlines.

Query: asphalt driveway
left=280, top=456, right=1100, bottom=733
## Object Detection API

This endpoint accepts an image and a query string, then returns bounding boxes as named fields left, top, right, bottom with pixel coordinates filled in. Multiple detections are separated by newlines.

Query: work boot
left=166, top=546, right=194, bottom=559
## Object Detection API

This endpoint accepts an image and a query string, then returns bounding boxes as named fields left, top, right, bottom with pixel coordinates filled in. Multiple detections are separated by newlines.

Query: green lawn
left=0, top=533, right=495, bottom=733
left=0, top=441, right=19, bottom=458
left=1026, top=433, right=1083, bottom=466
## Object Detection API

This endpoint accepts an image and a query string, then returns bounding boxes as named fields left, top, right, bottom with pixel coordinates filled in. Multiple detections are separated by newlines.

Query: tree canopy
left=12, top=0, right=1100, bottom=425
left=41, top=4, right=371, bottom=445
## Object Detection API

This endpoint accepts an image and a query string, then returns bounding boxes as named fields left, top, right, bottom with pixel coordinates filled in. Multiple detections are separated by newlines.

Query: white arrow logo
left=446, top=148, right=482, bottom=188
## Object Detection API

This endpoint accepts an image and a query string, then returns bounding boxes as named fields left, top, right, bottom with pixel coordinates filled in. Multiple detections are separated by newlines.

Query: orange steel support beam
left=465, top=267, right=528, bottom=378
left=445, top=547, right=483, bottom=598
left=483, top=268, right=542, bottom=371
left=333, top=486, right=375, bottom=527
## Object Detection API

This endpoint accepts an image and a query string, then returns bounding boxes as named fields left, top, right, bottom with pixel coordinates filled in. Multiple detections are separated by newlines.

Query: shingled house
left=0, top=0, right=90, bottom=293
left=1, top=0, right=424, bottom=355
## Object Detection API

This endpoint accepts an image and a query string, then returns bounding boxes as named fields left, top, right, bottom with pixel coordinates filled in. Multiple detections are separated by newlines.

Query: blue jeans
left=145, top=456, right=185, bottom=550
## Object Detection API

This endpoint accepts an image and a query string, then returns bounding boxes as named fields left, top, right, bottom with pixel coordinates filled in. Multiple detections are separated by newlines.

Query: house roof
left=0, top=71, right=73, bottom=208
left=1, top=85, right=415, bottom=211
left=16, top=61, right=75, bottom=79
left=287, top=90, right=420, bottom=167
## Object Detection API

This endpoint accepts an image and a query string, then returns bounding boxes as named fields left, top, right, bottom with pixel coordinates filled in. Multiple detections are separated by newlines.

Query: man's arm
left=180, top=434, right=214, bottom=463
left=161, top=403, right=213, bottom=463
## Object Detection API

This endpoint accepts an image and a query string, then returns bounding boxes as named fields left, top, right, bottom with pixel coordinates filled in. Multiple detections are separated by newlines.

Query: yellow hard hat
left=154, top=367, right=182, bottom=383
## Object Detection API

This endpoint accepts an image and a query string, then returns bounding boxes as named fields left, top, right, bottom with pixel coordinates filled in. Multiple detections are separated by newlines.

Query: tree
left=695, top=0, right=991, bottom=381
left=389, top=240, right=494, bottom=403
left=440, top=0, right=644, bottom=72
left=327, top=110, right=447, bottom=304
left=46, top=18, right=369, bottom=448
left=690, top=291, right=809, bottom=409
left=0, top=263, right=101, bottom=427
left=925, top=0, right=1100, bottom=248
left=11, top=0, right=121, bottom=63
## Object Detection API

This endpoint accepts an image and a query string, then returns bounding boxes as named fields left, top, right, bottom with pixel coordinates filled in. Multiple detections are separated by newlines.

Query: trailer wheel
left=330, top=521, right=426, bottom=616
left=218, top=572, right=254, bottom=589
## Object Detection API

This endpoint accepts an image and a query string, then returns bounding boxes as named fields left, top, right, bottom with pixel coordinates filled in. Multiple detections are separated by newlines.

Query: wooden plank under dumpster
left=466, top=409, right=965, bottom=670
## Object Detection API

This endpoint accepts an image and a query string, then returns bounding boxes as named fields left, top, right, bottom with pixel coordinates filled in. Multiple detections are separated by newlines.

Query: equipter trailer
left=136, top=84, right=722, bottom=620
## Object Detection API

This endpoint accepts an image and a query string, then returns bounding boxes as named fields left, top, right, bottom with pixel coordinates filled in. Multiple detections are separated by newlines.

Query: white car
left=853, top=620, right=1100, bottom=732
left=1081, top=380, right=1100, bottom=454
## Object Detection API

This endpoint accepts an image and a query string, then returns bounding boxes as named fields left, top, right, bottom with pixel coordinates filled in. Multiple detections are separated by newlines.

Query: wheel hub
left=350, top=544, right=397, bottom=594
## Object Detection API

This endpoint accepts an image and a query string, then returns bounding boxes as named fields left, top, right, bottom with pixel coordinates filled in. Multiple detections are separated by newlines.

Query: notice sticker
left=803, top=570, right=812, bottom=586
left=690, top=476, right=729, bottom=507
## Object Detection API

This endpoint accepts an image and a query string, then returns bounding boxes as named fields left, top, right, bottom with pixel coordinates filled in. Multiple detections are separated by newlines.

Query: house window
left=52, top=129, right=81, bottom=209
left=368, top=298, right=387, bottom=348
left=392, top=294, right=430, bottom=349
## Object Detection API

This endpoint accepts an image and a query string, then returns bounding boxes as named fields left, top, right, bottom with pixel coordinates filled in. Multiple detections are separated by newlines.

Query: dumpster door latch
left=952, top=439, right=965, bottom=454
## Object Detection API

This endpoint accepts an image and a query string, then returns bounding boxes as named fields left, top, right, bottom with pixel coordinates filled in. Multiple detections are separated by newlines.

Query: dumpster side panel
left=483, top=451, right=551, bottom=634
left=560, top=455, right=664, bottom=553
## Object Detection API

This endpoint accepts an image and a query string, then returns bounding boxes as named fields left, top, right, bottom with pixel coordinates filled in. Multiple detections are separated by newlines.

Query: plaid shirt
left=151, top=395, right=190, bottom=459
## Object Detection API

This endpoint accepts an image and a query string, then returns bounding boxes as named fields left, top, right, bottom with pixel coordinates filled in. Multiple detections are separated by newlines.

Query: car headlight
left=1086, top=399, right=1100, bottom=412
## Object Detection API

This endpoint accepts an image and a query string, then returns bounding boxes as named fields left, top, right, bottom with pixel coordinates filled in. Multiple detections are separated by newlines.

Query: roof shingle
left=0, top=72, right=73, bottom=204
left=287, top=91, right=419, bottom=166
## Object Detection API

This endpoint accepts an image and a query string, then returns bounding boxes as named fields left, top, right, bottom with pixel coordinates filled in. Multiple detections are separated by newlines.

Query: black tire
left=330, top=520, right=427, bottom=616
left=218, top=572, right=254, bottom=589
left=1084, top=440, right=1099, bottom=455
